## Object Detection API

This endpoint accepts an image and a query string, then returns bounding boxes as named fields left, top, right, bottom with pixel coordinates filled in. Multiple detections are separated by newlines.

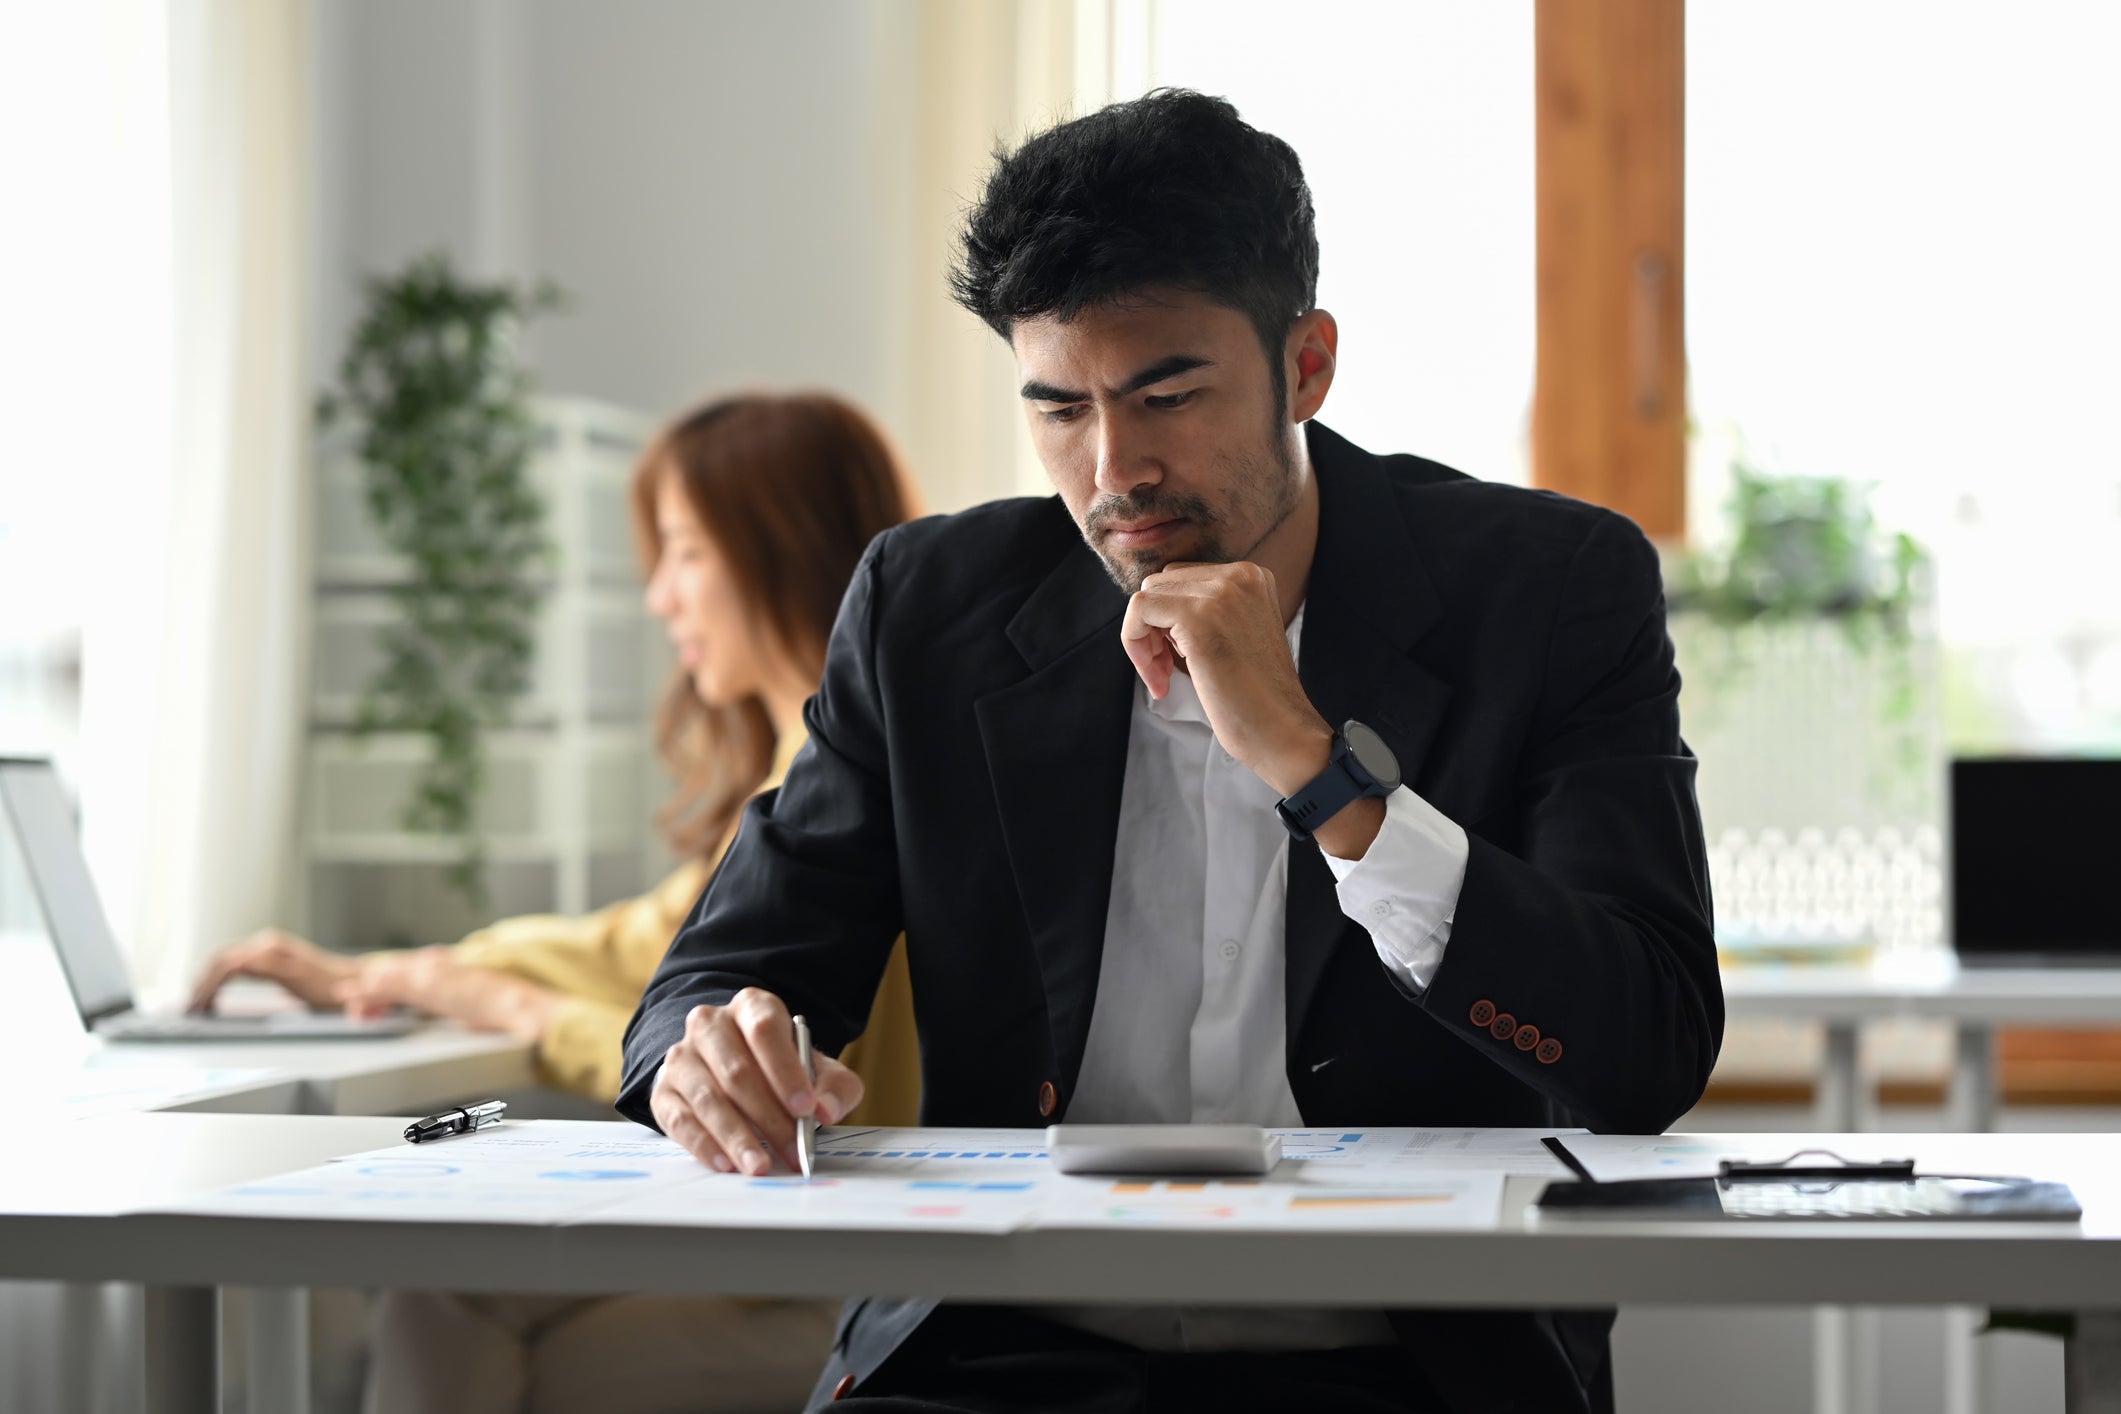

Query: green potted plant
left=1672, top=459, right=1931, bottom=783
left=320, top=252, right=562, bottom=905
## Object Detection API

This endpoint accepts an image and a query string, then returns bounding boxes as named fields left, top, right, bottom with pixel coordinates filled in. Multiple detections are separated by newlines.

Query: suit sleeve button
left=1038, top=1080, right=1058, bottom=1117
left=1488, top=1012, right=1517, bottom=1041
left=833, top=1374, right=856, bottom=1400
left=1536, top=1037, right=1563, bottom=1065
left=1469, top=999, right=1497, bottom=1027
left=1513, top=1023, right=1541, bottom=1052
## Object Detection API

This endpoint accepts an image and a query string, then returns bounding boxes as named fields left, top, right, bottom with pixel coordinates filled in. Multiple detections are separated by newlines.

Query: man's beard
left=1080, top=434, right=1299, bottom=594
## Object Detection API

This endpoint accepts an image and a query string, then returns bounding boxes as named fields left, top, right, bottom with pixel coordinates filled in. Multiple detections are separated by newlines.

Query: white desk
left=100, top=1025, right=535, bottom=1117
left=1, top=1027, right=533, bottom=1412
left=6, top=1114, right=2118, bottom=1414
left=0, top=933, right=535, bottom=1121
left=1723, top=958, right=2121, bottom=1131
left=6, top=1024, right=536, bottom=1120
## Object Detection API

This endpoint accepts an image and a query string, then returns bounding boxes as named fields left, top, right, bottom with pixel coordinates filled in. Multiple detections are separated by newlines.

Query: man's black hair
left=949, top=89, right=1320, bottom=405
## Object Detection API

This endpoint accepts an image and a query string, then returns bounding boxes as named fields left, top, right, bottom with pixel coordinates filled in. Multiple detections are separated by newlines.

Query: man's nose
left=1093, top=413, right=1161, bottom=498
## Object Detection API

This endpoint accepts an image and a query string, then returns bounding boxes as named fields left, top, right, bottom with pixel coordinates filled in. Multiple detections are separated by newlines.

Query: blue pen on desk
left=405, top=1100, right=506, bottom=1144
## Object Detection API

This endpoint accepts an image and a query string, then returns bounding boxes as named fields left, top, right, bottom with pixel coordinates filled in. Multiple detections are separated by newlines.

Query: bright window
left=0, top=0, right=173, bottom=770
left=1687, top=2, right=2121, bottom=750
left=1150, top=1, right=1535, bottom=486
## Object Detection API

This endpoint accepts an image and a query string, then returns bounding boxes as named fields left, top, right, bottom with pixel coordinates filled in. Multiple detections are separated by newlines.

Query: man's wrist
left=1311, top=793, right=1388, bottom=862
left=1256, top=716, right=1336, bottom=799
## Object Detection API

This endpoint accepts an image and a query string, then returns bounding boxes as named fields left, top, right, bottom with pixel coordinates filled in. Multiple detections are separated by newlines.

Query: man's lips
left=1102, top=518, right=1185, bottom=550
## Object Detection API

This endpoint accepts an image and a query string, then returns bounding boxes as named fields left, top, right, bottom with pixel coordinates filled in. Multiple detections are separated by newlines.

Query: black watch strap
left=1274, top=721, right=1400, bottom=842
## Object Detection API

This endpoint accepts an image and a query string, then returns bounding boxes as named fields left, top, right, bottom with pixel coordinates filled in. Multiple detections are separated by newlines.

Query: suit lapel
left=1285, top=425, right=1453, bottom=1041
left=974, top=538, right=1134, bottom=1105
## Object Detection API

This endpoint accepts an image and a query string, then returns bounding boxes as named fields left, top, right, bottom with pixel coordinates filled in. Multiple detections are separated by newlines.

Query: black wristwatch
left=1274, top=720, right=1402, bottom=842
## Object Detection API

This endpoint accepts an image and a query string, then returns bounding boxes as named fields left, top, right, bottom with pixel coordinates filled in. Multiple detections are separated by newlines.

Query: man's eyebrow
left=1019, top=354, right=1215, bottom=404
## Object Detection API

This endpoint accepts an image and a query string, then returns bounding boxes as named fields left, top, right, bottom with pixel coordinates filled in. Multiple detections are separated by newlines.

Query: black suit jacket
left=619, top=423, right=1721, bottom=1413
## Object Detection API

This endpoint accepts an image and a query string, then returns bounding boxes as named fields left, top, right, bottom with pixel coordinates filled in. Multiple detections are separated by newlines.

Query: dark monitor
left=1951, top=757, right=2121, bottom=965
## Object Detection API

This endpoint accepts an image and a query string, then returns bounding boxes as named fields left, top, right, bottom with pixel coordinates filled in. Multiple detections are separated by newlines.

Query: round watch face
left=1343, top=720, right=1402, bottom=792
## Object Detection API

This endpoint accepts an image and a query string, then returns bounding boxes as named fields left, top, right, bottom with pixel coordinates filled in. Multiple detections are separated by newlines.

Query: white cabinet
left=305, top=397, right=675, bottom=951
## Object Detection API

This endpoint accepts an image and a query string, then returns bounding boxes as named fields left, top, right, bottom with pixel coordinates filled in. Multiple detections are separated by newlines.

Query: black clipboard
left=1534, top=1140, right=2082, bottom=1222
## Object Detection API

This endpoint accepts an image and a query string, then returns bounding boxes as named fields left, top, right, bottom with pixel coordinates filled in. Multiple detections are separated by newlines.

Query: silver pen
left=793, top=1014, right=817, bottom=1179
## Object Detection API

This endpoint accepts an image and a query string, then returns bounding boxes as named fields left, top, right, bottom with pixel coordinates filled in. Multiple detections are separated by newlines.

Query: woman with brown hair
left=189, top=391, right=923, bottom=1412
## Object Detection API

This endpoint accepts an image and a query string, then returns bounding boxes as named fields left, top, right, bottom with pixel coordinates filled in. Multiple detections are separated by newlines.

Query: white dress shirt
left=1045, top=605, right=1471, bottom=1351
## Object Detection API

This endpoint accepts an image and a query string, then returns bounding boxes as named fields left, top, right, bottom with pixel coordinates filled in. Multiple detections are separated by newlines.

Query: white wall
left=310, top=0, right=926, bottom=452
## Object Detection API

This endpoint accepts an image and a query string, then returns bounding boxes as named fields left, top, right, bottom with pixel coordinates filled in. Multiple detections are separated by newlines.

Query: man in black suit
left=619, top=90, right=1719, bottom=1412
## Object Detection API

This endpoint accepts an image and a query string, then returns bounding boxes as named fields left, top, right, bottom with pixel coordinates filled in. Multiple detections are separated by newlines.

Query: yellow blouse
left=448, top=730, right=921, bottom=1126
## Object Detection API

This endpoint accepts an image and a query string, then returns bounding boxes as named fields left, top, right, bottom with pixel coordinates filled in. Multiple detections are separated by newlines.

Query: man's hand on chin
left=1119, top=560, right=1384, bottom=861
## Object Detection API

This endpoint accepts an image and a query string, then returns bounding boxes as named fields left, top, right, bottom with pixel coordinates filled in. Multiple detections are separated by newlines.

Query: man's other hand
left=1119, top=560, right=1332, bottom=796
left=650, top=988, right=865, bottom=1175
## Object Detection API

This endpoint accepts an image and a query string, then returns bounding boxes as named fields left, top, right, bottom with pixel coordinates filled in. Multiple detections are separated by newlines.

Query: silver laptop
left=0, top=756, right=415, bottom=1040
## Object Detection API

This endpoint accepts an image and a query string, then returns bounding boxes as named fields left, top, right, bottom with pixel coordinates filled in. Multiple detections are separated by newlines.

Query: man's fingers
left=657, top=1041, right=736, bottom=1171
left=1122, top=626, right=1174, bottom=699
left=652, top=1057, right=734, bottom=1172
left=660, top=1101, right=731, bottom=1173
left=1121, top=594, right=1177, bottom=699
left=729, top=988, right=815, bottom=1113
left=658, top=997, right=841, bottom=1176
left=678, top=1026, right=783, bottom=1175
left=813, top=1054, right=866, bottom=1126
left=693, top=1085, right=780, bottom=1176
left=702, top=1013, right=798, bottom=1171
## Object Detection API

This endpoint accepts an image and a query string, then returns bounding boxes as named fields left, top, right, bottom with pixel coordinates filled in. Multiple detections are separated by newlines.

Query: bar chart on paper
left=140, top=1123, right=1564, bottom=1234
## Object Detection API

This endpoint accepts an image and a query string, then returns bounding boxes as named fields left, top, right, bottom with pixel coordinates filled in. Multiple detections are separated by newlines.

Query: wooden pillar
left=1533, top=0, right=1687, bottom=542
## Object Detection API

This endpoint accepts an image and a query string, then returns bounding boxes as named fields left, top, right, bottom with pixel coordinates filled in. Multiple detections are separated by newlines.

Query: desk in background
left=1723, top=956, right=2121, bottom=1131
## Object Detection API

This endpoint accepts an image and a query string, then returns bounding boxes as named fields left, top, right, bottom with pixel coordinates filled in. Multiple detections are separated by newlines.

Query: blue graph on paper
left=538, top=1169, right=655, bottom=1182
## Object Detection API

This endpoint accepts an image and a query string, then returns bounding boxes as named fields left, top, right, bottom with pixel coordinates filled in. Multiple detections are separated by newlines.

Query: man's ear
left=1285, top=310, right=1338, bottom=423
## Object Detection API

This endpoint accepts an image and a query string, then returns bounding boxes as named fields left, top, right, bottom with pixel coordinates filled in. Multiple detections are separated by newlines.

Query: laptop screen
left=0, top=759, right=135, bottom=1024
left=1952, top=756, right=2121, bottom=960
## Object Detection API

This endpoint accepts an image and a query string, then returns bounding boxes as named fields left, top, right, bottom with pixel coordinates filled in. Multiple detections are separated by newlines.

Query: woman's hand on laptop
left=187, top=930, right=358, bottom=1013
left=336, top=947, right=561, bottom=1043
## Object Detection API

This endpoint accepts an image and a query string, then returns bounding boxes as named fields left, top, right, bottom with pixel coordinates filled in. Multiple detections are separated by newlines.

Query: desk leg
left=1941, top=1026, right=1999, bottom=1414
left=1943, top=1305, right=1983, bottom=1414
left=1952, top=1025, right=1999, bottom=1133
left=1814, top=1305, right=1878, bottom=1414
left=1812, top=1025, right=1871, bottom=1414
left=247, top=1287, right=310, bottom=1414
left=2067, top=1314, right=2121, bottom=1414
left=1819, top=1023, right=1861, bottom=1132
left=143, top=1285, right=217, bottom=1414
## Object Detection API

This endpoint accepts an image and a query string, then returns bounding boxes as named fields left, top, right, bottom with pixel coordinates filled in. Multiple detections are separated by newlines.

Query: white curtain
left=0, top=2, right=310, bottom=1408
left=79, top=0, right=313, bottom=1005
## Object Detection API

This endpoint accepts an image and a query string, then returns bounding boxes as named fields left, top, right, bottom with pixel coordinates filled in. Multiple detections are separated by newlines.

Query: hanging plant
left=1671, top=458, right=1933, bottom=796
left=1672, top=461, right=1926, bottom=638
left=320, top=252, right=563, bottom=905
